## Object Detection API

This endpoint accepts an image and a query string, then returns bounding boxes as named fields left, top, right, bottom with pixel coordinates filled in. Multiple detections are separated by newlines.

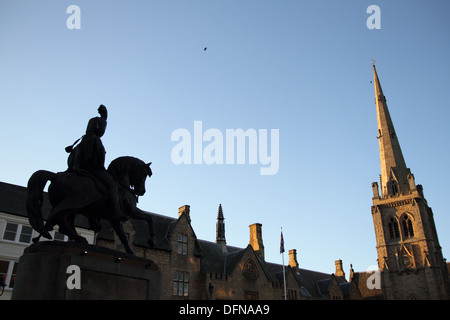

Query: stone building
left=369, top=64, right=450, bottom=299
left=95, top=203, right=352, bottom=300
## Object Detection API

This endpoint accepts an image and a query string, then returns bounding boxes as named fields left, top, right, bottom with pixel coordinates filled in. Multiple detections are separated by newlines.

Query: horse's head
left=131, top=161, right=152, bottom=196
left=107, top=157, right=152, bottom=197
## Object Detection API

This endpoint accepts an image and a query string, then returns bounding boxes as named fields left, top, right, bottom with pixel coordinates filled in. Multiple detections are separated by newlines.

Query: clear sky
left=1, top=0, right=449, bottom=274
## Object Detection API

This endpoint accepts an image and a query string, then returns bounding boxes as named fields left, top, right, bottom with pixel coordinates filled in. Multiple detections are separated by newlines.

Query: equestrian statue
left=26, top=105, right=154, bottom=255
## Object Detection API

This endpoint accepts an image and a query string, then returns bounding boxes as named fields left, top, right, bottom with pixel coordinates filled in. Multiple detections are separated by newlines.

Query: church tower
left=371, top=64, right=450, bottom=299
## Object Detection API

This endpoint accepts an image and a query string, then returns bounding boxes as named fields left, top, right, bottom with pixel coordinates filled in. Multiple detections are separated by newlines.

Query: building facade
left=95, top=204, right=351, bottom=300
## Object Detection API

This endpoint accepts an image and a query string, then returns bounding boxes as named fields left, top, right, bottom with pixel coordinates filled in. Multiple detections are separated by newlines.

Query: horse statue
left=26, top=156, right=154, bottom=255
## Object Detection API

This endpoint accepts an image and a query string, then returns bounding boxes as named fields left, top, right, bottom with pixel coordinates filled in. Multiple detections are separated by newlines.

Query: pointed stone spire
left=373, top=64, right=412, bottom=197
left=216, top=204, right=227, bottom=253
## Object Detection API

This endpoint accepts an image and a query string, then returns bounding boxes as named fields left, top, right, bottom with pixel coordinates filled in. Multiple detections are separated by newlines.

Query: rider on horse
left=66, top=105, right=126, bottom=221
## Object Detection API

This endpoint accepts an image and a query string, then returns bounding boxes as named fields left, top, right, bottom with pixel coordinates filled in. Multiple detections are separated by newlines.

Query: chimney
left=289, top=249, right=299, bottom=269
left=249, top=223, right=264, bottom=260
left=178, top=205, right=191, bottom=222
left=335, top=259, right=346, bottom=279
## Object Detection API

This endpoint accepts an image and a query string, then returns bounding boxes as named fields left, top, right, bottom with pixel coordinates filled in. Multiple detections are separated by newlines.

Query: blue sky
left=1, top=0, right=450, bottom=274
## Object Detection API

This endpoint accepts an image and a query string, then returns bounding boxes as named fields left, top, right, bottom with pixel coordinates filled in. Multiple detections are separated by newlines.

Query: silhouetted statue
left=26, top=106, right=155, bottom=254
left=66, top=105, right=124, bottom=221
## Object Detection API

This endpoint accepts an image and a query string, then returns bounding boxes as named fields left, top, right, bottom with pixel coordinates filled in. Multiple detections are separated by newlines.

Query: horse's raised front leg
left=111, top=219, right=134, bottom=255
left=128, top=207, right=155, bottom=247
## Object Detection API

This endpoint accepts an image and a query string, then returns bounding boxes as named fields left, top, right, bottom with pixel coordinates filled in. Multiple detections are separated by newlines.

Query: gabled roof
left=224, top=246, right=248, bottom=274
left=317, top=275, right=357, bottom=299
left=197, top=240, right=279, bottom=284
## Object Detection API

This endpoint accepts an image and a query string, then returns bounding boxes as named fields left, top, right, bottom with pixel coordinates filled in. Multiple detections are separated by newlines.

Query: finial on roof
left=217, top=203, right=224, bottom=220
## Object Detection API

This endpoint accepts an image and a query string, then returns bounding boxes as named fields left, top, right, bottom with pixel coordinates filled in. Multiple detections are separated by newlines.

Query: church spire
left=216, top=204, right=227, bottom=253
left=373, top=64, right=412, bottom=197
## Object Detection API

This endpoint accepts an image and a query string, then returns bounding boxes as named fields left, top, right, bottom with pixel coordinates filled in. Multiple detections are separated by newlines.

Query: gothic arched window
left=388, top=217, right=400, bottom=240
left=243, top=260, right=258, bottom=281
left=402, top=215, right=414, bottom=239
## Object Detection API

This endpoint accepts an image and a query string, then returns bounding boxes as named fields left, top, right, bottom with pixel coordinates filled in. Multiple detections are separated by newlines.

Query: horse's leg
left=111, top=219, right=134, bottom=255
left=54, top=208, right=88, bottom=245
left=142, top=214, right=155, bottom=247
left=147, top=218, right=155, bottom=248
left=128, top=207, right=155, bottom=247
left=32, top=219, right=56, bottom=243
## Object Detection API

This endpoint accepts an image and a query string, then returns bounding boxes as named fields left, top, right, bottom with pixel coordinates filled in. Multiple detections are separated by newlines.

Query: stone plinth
left=11, top=241, right=161, bottom=300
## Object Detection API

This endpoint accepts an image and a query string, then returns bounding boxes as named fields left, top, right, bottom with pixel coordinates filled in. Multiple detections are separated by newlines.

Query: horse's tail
left=26, top=170, right=56, bottom=239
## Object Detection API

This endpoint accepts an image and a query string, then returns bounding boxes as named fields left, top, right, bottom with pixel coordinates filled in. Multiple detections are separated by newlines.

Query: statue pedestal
left=11, top=241, right=161, bottom=300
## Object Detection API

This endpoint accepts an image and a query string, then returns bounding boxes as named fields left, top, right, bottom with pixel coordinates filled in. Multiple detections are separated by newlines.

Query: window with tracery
left=388, top=217, right=400, bottom=240
left=243, top=260, right=258, bottom=281
left=402, top=215, right=414, bottom=238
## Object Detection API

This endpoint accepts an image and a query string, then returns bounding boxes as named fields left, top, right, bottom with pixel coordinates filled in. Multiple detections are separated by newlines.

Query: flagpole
left=282, top=250, right=287, bottom=300
left=281, top=227, right=287, bottom=300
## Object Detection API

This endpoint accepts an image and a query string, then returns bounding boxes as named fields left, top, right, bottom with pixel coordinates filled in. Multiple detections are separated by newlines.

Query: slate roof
left=316, top=275, right=352, bottom=299
left=196, top=240, right=280, bottom=284
left=197, top=239, right=242, bottom=274
left=266, top=262, right=332, bottom=298
left=0, top=181, right=43, bottom=218
left=350, top=271, right=383, bottom=300
left=132, top=212, right=175, bottom=251
left=0, top=181, right=90, bottom=229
